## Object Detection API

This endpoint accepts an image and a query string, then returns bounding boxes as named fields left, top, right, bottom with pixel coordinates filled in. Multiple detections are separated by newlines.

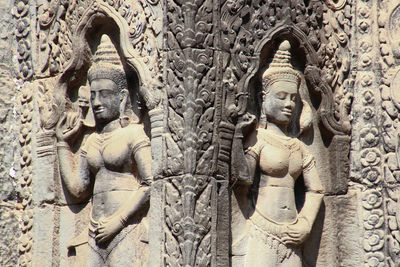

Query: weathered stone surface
left=0, top=1, right=20, bottom=266
left=2, top=0, right=400, bottom=266
left=0, top=208, right=19, bottom=267
left=303, top=191, right=363, bottom=266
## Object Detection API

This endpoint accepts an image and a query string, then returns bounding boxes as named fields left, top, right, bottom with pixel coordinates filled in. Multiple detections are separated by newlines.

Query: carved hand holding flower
left=234, top=113, right=256, bottom=138
left=55, top=110, right=83, bottom=143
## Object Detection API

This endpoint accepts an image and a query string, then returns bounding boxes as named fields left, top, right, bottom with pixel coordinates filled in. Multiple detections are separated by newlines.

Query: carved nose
left=92, top=93, right=101, bottom=107
left=284, top=98, right=293, bottom=108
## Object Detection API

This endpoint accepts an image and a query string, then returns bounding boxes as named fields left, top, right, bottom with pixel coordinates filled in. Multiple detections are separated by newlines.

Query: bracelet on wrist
left=56, top=141, right=70, bottom=148
left=119, top=216, right=128, bottom=227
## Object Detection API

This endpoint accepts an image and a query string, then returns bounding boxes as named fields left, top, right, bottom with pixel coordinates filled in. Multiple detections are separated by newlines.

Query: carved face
left=262, top=80, right=298, bottom=126
left=90, top=79, right=120, bottom=124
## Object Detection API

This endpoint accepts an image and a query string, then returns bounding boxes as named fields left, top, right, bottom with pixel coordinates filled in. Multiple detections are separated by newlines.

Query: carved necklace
left=260, top=129, right=300, bottom=154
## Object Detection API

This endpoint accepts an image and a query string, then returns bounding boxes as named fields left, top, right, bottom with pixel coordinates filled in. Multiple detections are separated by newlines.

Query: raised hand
left=235, top=113, right=257, bottom=138
left=56, top=111, right=83, bottom=143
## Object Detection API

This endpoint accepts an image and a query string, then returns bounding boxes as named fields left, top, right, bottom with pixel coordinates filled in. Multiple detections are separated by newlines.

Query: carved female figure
left=56, top=35, right=152, bottom=266
left=233, top=40, right=324, bottom=266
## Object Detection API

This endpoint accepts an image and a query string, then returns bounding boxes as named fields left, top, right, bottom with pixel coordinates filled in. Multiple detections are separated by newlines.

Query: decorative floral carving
left=378, top=2, right=400, bottom=263
left=358, top=20, right=370, bottom=33
left=360, top=127, right=379, bottom=148
left=364, top=210, right=384, bottom=230
left=362, top=190, right=383, bottom=210
left=16, top=83, right=34, bottom=266
left=360, top=149, right=381, bottom=167
left=164, top=176, right=212, bottom=267
left=365, top=251, right=385, bottom=267
left=361, top=166, right=381, bottom=186
left=14, top=0, right=33, bottom=80
left=36, top=0, right=162, bottom=78
left=362, top=108, right=374, bottom=121
left=361, top=75, right=373, bottom=88
left=164, top=0, right=216, bottom=264
left=364, top=230, right=385, bottom=251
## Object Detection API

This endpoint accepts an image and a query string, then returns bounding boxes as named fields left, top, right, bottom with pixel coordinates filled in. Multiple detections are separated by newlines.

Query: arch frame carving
left=232, top=23, right=350, bottom=137
left=54, top=0, right=163, bottom=111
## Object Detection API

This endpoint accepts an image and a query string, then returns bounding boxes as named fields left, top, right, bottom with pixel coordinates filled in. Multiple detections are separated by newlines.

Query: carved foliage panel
left=36, top=0, right=163, bottom=78
left=164, top=175, right=212, bottom=267
left=350, top=0, right=398, bottom=265
left=162, top=1, right=218, bottom=266
left=14, top=0, right=34, bottom=80
left=376, top=1, right=400, bottom=265
left=165, top=0, right=217, bottom=176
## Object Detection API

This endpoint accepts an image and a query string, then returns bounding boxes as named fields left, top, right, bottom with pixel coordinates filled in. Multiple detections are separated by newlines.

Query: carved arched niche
left=249, top=36, right=347, bottom=187
left=51, top=7, right=163, bottom=266
left=56, top=7, right=160, bottom=110
left=231, top=25, right=350, bottom=194
left=53, top=1, right=165, bottom=174
left=230, top=26, right=351, bottom=266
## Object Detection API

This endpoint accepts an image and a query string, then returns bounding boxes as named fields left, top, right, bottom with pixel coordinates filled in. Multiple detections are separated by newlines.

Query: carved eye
left=199, top=89, right=210, bottom=102
left=198, top=130, right=209, bottom=142
left=198, top=53, right=208, bottom=65
left=172, top=223, right=183, bottom=236
left=276, top=92, right=286, bottom=100
left=176, top=94, right=184, bottom=108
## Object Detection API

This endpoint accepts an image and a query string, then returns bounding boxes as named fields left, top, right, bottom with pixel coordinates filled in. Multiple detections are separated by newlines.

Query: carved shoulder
left=124, top=124, right=150, bottom=155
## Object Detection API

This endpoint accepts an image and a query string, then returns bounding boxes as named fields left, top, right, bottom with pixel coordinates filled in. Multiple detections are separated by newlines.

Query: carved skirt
left=245, top=209, right=302, bottom=267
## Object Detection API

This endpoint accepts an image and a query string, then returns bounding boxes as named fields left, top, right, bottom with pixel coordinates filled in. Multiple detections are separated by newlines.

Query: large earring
left=119, top=116, right=130, bottom=128
left=259, top=111, right=267, bottom=129
left=299, top=99, right=312, bottom=134
left=119, top=89, right=129, bottom=128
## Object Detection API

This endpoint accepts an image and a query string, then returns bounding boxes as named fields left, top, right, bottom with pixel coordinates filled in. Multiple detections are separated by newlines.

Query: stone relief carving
left=162, top=1, right=219, bottom=266
left=231, top=40, right=324, bottom=266
left=376, top=1, right=400, bottom=265
left=5, top=0, right=382, bottom=266
left=17, top=82, right=35, bottom=267
left=14, top=0, right=34, bottom=80
left=55, top=34, right=152, bottom=266
left=220, top=0, right=353, bottom=136
left=36, top=0, right=162, bottom=80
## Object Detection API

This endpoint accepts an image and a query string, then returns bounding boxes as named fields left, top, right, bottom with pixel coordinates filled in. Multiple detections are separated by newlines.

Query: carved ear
left=261, top=91, right=267, bottom=101
left=299, top=99, right=312, bottom=134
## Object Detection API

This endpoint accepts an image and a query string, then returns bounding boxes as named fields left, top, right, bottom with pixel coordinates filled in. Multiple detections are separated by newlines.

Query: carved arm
left=57, top=142, right=91, bottom=201
left=231, top=114, right=257, bottom=184
left=298, top=160, right=324, bottom=230
left=113, top=144, right=152, bottom=225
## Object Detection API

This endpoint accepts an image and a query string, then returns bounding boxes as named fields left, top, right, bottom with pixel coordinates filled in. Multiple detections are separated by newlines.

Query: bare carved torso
left=249, top=129, right=311, bottom=223
left=82, top=124, right=149, bottom=221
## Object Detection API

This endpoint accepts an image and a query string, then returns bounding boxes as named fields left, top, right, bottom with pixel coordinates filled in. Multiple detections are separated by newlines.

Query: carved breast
left=85, top=126, right=136, bottom=174
left=258, top=134, right=303, bottom=180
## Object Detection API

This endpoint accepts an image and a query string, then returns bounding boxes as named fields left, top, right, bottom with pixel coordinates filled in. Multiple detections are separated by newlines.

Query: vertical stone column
left=160, top=0, right=230, bottom=266
left=376, top=1, right=400, bottom=265
left=351, top=0, right=387, bottom=266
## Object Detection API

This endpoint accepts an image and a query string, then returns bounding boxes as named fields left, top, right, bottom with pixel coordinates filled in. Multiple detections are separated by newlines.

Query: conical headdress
left=262, top=40, right=300, bottom=90
left=88, top=34, right=127, bottom=91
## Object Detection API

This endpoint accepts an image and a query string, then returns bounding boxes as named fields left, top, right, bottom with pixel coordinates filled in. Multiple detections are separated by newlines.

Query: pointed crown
left=262, top=40, right=301, bottom=90
left=88, top=34, right=128, bottom=92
